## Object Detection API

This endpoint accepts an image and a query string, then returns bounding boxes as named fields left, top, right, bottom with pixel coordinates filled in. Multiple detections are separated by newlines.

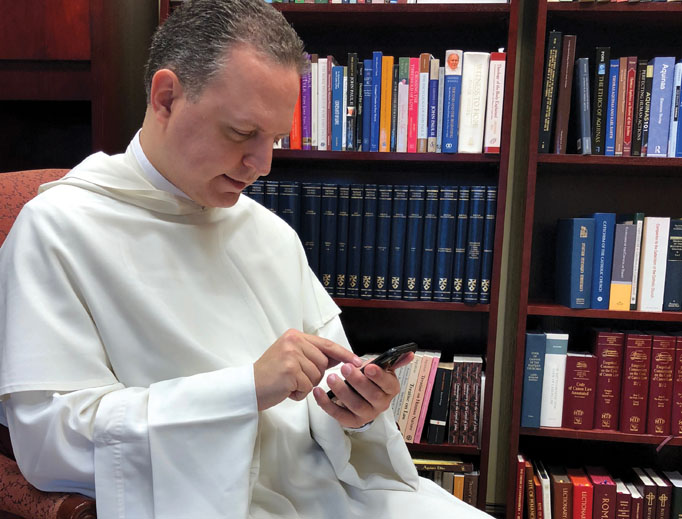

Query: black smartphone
left=326, top=342, right=418, bottom=401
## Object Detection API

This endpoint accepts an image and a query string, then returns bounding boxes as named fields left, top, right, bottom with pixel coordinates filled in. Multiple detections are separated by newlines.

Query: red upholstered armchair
left=0, top=169, right=97, bottom=519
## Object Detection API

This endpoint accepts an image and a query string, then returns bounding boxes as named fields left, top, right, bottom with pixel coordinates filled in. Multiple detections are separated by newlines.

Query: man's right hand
left=253, top=329, right=362, bottom=411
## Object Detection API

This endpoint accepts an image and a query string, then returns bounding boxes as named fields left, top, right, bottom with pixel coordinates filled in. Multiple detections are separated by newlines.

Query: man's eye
left=232, top=128, right=254, bottom=139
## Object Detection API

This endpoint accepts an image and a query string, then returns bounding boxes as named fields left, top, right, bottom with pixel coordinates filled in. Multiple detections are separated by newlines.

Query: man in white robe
left=0, top=0, right=492, bottom=517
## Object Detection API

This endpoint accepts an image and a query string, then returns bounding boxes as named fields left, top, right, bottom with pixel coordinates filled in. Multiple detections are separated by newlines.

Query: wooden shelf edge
left=521, top=426, right=682, bottom=447
left=273, top=149, right=500, bottom=164
left=276, top=3, right=510, bottom=14
left=527, top=303, right=682, bottom=322
left=334, top=297, right=490, bottom=312
left=547, top=2, right=682, bottom=13
left=407, top=442, right=481, bottom=456
left=537, top=154, right=682, bottom=168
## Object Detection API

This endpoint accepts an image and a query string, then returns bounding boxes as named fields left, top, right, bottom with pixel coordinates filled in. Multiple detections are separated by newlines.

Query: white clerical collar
left=131, top=129, right=192, bottom=201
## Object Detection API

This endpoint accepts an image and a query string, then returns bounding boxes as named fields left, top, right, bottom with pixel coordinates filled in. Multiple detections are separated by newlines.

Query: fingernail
left=352, top=355, right=363, bottom=366
left=328, top=374, right=339, bottom=384
left=341, top=363, right=352, bottom=376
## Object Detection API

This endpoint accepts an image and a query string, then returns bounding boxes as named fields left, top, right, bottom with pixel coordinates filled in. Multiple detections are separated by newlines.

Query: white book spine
left=458, top=52, right=491, bottom=153
left=318, top=58, right=328, bottom=151
left=397, top=353, right=424, bottom=434
left=342, top=68, right=348, bottom=151
left=483, top=52, right=506, bottom=153
left=436, top=66, right=445, bottom=153
left=311, top=61, right=318, bottom=149
left=397, top=74, right=409, bottom=152
left=630, top=218, right=644, bottom=307
left=539, top=333, right=568, bottom=427
left=418, top=69, right=430, bottom=141
left=667, top=62, right=682, bottom=157
left=637, top=216, right=670, bottom=311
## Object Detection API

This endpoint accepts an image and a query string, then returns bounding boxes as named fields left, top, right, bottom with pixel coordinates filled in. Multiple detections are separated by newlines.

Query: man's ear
left=149, top=69, right=183, bottom=125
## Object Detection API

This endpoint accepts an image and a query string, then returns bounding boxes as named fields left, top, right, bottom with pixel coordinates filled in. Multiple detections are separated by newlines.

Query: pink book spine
left=407, top=57, right=420, bottom=153
left=414, top=353, right=441, bottom=443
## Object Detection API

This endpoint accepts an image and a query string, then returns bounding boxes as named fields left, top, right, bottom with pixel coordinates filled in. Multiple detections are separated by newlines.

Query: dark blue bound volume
left=464, top=186, right=486, bottom=304
left=419, top=186, right=440, bottom=300
left=520, top=331, right=546, bottom=428
left=370, top=51, right=383, bottom=152
left=335, top=185, right=350, bottom=298
left=403, top=185, right=426, bottom=301
left=320, top=184, right=338, bottom=295
left=373, top=185, right=393, bottom=299
left=301, top=183, right=322, bottom=276
left=331, top=65, right=344, bottom=152
left=361, top=60, right=372, bottom=153
left=387, top=185, right=409, bottom=300
left=247, top=180, right=265, bottom=205
left=346, top=184, right=364, bottom=298
left=663, top=218, right=682, bottom=312
left=278, top=181, right=301, bottom=236
left=433, top=186, right=458, bottom=302
left=265, top=180, right=279, bottom=214
left=479, top=186, right=497, bottom=304
left=355, top=61, right=364, bottom=151
left=360, top=184, right=378, bottom=299
left=555, top=217, right=595, bottom=308
left=452, top=186, right=470, bottom=302
left=589, top=212, right=616, bottom=309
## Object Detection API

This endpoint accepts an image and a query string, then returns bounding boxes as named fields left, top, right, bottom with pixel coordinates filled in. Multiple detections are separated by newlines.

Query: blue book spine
left=387, top=185, right=409, bottom=300
left=301, top=182, right=322, bottom=276
left=370, top=51, right=383, bottom=152
left=278, top=181, right=301, bottom=236
left=265, top=180, right=279, bottom=214
left=346, top=184, right=364, bottom=298
left=667, top=62, right=682, bottom=158
left=331, top=65, right=344, bottom=151
left=433, top=186, right=457, bottom=301
left=419, top=186, right=439, bottom=300
left=428, top=73, right=439, bottom=147
left=575, top=57, right=592, bottom=155
left=452, top=186, right=469, bottom=302
left=479, top=186, right=497, bottom=304
left=320, top=184, right=338, bottom=295
left=248, top=180, right=265, bottom=205
left=605, top=59, right=620, bottom=156
left=441, top=74, right=462, bottom=153
left=356, top=62, right=364, bottom=151
left=555, top=217, right=595, bottom=308
left=677, top=64, right=682, bottom=157
left=361, top=60, right=373, bottom=152
left=403, top=185, right=425, bottom=301
left=373, top=185, right=393, bottom=299
left=346, top=53, right=358, bottom=152
left=463, top=186, right=486, bottom=304
left=335, top=185, right=350, bottom=298
left=647, top=57, right=676, bottom=157
left=663, top=218, right=682, bottom=311
left=590, top=212, right=616, bottom=309
left=360, top=184, right=377, bottom=299
left=520, top=332, right=547, bottom=428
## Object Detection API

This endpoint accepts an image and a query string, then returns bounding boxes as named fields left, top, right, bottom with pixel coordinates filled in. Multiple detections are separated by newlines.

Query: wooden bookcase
left=0, top=0, right=157, bottom=171
left=505, top=3, right=682, bottom=517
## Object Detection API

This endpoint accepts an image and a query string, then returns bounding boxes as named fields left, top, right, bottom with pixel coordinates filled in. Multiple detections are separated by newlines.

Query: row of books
left=514, top=456, right=682, bottom=519
left=281, top=49, right=506, bottom=155
left=269, top=0, right=507, bottom=3
left=521, top=329, right=682, bottom=435
left=244, top=181, right=497, bottom=304
left=548, top=0, right=682, bottom=3
left=390, top=351, right=485, bottom=446
left=413, top=457, right=479, bottom=506
left=539, top=31, right=682, bottom=158
left=555, top=215, right=681, bottom=312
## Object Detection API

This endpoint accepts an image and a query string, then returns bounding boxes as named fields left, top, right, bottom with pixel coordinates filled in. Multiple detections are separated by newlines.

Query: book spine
left=441, top=50, right=463, bottom=154
left=301, top=182, right=322, bottom=275
left=458, top=52, right=490, bottom=153
left=360, top=184, right=378, bottom=299
left=452, top=186, right=470, bottom=302
left=390, top=63, right=399, bottom=152
left=468, top=361, right=482, bottom=446
left=396, top=57, right=410, bottom=153
left=419, top=186, right=439, bottom=300
left=319, top=184, right=338, bottom=295
left=379, top=55, right=394, bottom=152
left=346, top=53, right=358, bottom=151
left=605, top=59, right=620, bottom=156
left=433, top=186, right=457, bottom=301
left=667, top=62, right=682, bottom=158
left=623, top=56, right=638, bottom=156
left=370, top=51, right=383, bottom=152
left=331, top=66, right=344, bottom=151
left=630, top=213, right=646, bottom=310
left=609, top=223, right=637, bottom=311
left=538, top=30, right=563, bottom=153
left=346, top=184, right=364, bottom=298
left=355, top=61, right=364, bottom=151
left=464, top=185, right=486, bottom=304
left=586, top=470, right=616, bottom=519
left=521, top=331, right=546, bottom=428
left=632, top=60, right=649, bottom=157
left=575, top=57, right=592, bottom=155
left=317, top=57, right=328, bottom=151
left=647, top=57, right=676, bottom=157
left=615, top=56, right=627, bottom=156
left=387, top=185, right=409, bottom=300
left=264, top=180, right=278, bottom=215
left=397, top=353, right=423, bottom=434
left=590, top=213, right=616, bottom=309
left=301, top=57, right=312, bottom=150
left=637, top=217, right=671, bottom=312
left=484, top=51, right=506, bottom=153
left=479, top=185, right=497, bottom=304
left=677, top=65, right=682, bottom=157
left=642, top=64, right=654, bottom=156
left=663, top=219, right=682, bottom=311
left=278, top=181, right=301, bottom=236
left=553, top=34, right=577, bottom=154
left=427, top=57, right=439, bottom=152
left=619, top=333, right=653, bottom=433
left=403, top=352, right=433, bottom=443
left=310, top=55, right=318, bottom=149
left=414, top=351, right=441, bottom=443
left=562, top=354, right=597, bottom=429
left=290, top=87, right=302, bottom=150
left=407, top=57, right=420, bottom=153
left=417, top=53, right=431, bottom=153
left=403, top=185, right=426, bottom=300
left=373, top=185, right=393, bottom=299
left=646, top=334, right=676, bottom=435
left=593, top=331, right=625, bottom=430
left=555, top=218, right=595, bottom=309
left=592, top=47, right=610, bottom=155
left=335, top=185, right=350, bottom=297
left=540, top=333, right=569, bottom=427
left=448, top=361, right=464, bottom=443
left=248, top=180, right=265, bottom=205
left=426, top=365, right=453, bottom=444
left=361, top=59, right=373, bottom=152
left=436, top=66, right=445, bottom=153
left=671, top=336, right=682, bottom=435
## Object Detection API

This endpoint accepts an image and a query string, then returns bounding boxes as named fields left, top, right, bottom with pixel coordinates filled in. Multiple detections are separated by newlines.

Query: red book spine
left=567, top=468, right=594, bottom=519
left=619, top=333, right=653, bottom=433
left=406, top=57, right=420, bottom=153
left=289, top=86, right=302, bottom=150
left=622, top=56, right=638, bottom=156
left=671, top=336, right=682, bottom=435
left=646, top=334, right=676, bottom=435
left=593, top=331, right=625, bottom=430
left=586, top=467, right=616, bottom=519
left=535, top=474, right=545, bottom=519
left=562, top=354, right=598, bottom=429
left=616, top=489, right=631, bottom=518
left=515, top=455, right=526, bottom=519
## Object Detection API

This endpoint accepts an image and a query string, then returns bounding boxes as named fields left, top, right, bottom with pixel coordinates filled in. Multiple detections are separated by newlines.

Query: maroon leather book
left=614, top=479, right=632, bottom=519
left=670, top=334, right=682, bottom=435
left=626, top=482, right=645, bottom=519
left=619, top=333, right=653, bottom=434
left=633, top=467, right=657, bottom=519
left=593, top=330, right=625, bottom=430
left=586, top=466, right=616, bottom=519
left=644, top=468, right=672, bottom=519
left=562, top=353, right=597, bottom=429
left=646, top=333, right=676, bottom=435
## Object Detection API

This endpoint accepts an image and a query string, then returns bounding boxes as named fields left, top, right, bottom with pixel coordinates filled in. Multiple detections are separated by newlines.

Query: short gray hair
left=144, top=0, right=305, bottom=102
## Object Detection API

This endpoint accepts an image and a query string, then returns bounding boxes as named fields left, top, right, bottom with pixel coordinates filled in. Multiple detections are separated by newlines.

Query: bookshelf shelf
left=537, top=154, right=682, bottom=168
left=527, top=303, right=682, bottom=323
left=520, top=427, right=682, bottom=448
left=335, top=298, right=490, bottom=313
left=407, top=442, right=481, bottom=456
left=273, top=149, right=500, bottom=164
